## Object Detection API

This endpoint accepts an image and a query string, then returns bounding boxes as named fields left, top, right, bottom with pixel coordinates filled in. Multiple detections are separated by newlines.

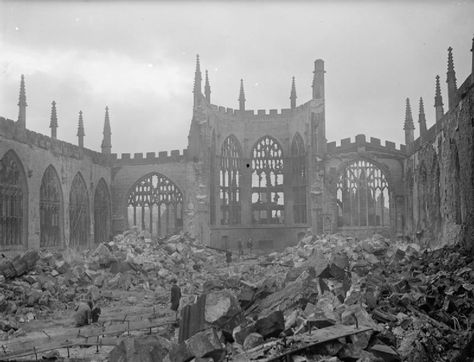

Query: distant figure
left=247, top=238, right=253, bottom=254
left=226, top=250, right=232, bottom=265
left=91, top=305, right=101, bottom=323
left=74, top=301, right=92, bottom=327
left=238, top=239, right=243, bottom=257
left=170, top=279, right=182, bottom=321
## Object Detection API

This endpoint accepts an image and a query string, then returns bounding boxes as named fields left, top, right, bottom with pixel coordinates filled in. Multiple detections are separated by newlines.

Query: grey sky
left=1, top=1, right=473, bottom=154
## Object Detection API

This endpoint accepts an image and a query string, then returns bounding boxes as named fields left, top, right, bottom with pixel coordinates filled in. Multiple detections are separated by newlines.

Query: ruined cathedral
left=1, top=40, right=473, bottom=253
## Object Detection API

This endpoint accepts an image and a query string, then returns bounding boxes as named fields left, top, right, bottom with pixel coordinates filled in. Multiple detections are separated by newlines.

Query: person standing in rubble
left=170, top=279, right=181, bottom=322
left=247, top=237, right=253, bottom=255
left=226, top=249, right=232, bottom=266
left=238, top=239, right=243, bottom=258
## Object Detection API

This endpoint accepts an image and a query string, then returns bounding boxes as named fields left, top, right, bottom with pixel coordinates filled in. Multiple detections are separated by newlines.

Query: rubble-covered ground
left=1, top=230, right=473, bottom=361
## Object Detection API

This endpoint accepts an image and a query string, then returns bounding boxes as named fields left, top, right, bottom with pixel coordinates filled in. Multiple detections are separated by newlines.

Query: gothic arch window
left=418, top=162, right=428, bottom=228
left=452, top=142, right=462, bottom=224
left=405, top=167, right=414, bottom=230
left=431, top=154, right=441, bottom=230
left=210, top=130, right=217, bottom=225
left=336, top=159, right=390, bottom=227
left=127, top=173, right=184, bottom=237
left=219, top=135, right=243, bottom=225
left=40, top=165, right=62, bottom=247
left=251, top=136, right=284, bottom=224
left=291, top=133, right=307, bottom=224
left=0, top=150, right=27, bottom=247
left=69, top=173, right=90, bottom=248
left=94, top=179, right=111, bottom=244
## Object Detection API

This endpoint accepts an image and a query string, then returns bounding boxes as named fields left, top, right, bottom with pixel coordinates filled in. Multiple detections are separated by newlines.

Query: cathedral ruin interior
left=0, top=35, right=473, bottom=361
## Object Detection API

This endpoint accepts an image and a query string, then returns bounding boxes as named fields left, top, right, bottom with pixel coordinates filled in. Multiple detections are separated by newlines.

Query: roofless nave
left=1, top=38, right=473, bottom=252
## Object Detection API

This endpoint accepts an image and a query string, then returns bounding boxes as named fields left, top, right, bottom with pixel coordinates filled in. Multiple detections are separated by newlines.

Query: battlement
left=327, top=134, right=406, bottom=155
left=208, top=101, right=309, bottom=120
left=112, top=149, right=188, bottom=165
left=0, top=116, right=109, bottom=165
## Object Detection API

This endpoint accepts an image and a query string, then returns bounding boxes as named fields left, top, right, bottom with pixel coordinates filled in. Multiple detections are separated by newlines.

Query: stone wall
left=406, top=76, right=474, bottom=248
left=110, top=157, right=201, bottom=241
left=0, top=117, right=112, bottom=252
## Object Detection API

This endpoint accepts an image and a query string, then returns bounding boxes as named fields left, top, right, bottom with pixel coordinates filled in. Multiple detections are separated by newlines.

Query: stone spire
left=204, top=70, right=211, bottom=103
left=418, top=97, right=427, bottom=139
left=17, top=74, right=27, bottom=128
left=290, top=76, right=297, bottom=109
left=49, top=101, right=58, bottom=139
left=101, top=106, right=112, bottom=155
left=434, top=75, right=444, bottom=121
left=77, top=111, right=85, bottom=148
left=193, top=54, right=202, bottom=108
left=404, top=98, right=415, bottom=146
left=446, top=47, right=458, bottom=110
left=238, top=79, right=246, bottom=111
left=312, top=59, right=325, bottom=100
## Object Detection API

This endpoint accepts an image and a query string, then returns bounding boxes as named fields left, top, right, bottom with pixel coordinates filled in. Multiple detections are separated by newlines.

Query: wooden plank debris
left=0, top=315, right=175, bottom=359
left=236, top=324, right=373, bottom=361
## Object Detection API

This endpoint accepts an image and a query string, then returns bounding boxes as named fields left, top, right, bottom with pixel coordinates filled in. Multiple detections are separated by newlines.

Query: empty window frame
left=251, top=136, right=285, bottom=224
left=336, top=160, right=390, bottom=227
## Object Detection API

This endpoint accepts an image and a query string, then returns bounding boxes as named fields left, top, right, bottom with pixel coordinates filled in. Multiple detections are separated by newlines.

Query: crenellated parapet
left=0, top=116, right=109, bottom=165
left=111, top=149, right=188, bottom=165
left=207, top=101, right=310, bottom=121
left=327, top=134, right=407, bottom=156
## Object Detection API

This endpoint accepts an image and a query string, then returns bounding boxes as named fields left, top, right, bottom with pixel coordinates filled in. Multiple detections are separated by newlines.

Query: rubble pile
left=229, top=234, right=474, bottom=361
left=0, top=229, right=227, bottom=342
left=163, top=233, right=474, bottom=361
left=2, top=229, right=473, bottom=361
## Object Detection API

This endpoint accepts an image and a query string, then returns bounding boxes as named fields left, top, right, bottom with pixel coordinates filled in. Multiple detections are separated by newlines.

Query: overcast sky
left=1, top=1, right=473, bottom=154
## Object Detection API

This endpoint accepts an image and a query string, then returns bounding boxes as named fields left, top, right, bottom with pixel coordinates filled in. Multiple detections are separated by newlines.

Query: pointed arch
left=417, top=161, right=428, bottom=229
left=219, top=135, right=243, bottom=225
left=431, top=153, right=441, bottom=232
left=291, top=133, right=307, bottom=224
left=336, top=159, right=390, bottom=227
left=94, top=178, right=111, bottom=244
left=0, top=150, right=28, bottom=247
left=251, top=135, right=285, bottom=224
left=40, top=165, right=63, bottom=247
left=451, top=141, right=462, bottom=223
left=404, top=166, right=414, bottom=232
left=127, top=172, right=184, bottom=237
left=69, top=172, right=90, bottom=248
left=291, top=133, right=305, bottom=156
left=210, top=130, right=217, bottom=225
